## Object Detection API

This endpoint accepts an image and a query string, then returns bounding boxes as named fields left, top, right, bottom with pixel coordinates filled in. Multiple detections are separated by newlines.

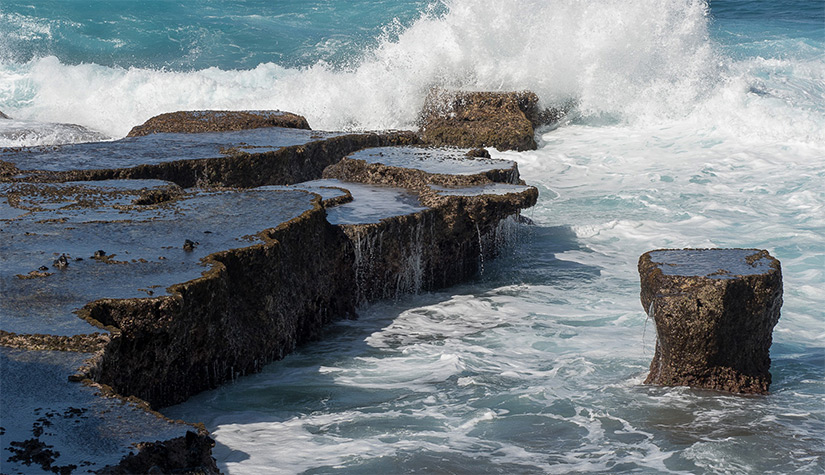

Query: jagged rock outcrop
left=126, top=110, right=311, bottom=137
left=639, top=248, right=783, bottom=394
left=323, top=146, right=536, bottom=303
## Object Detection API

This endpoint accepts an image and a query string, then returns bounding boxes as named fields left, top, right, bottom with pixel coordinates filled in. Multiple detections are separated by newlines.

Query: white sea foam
left=2, top=0, right=822, bottom=148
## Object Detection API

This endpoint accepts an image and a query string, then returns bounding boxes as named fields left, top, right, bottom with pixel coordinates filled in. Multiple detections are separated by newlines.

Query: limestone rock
left=418, top=89, right=542, bottom=151
left=639, top=248, right=783, bottom=394
left=126, top=110, right=311, bottom=137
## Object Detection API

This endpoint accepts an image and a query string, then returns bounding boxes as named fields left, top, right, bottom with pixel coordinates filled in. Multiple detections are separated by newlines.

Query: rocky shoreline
left=1, top=105, right=538, bottom=473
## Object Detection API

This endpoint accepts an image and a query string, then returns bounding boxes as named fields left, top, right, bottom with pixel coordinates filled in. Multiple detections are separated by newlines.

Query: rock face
left=639, top=248, right=783, bottom=394
left=418, top=89, right=543, bottom=151
left=126, top=110, right=311, bottom=137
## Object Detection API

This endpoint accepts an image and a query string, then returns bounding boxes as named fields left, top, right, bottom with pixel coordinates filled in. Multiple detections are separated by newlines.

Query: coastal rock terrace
left=0, top=110, right=537, bottom=472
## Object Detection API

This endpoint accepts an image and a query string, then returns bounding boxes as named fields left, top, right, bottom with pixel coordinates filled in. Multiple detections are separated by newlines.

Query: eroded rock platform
left=1, top=111, right=537, bottom=471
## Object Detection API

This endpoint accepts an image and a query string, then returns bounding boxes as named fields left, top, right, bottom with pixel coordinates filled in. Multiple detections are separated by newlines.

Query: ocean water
left=2, top=0, right=823, bottom=473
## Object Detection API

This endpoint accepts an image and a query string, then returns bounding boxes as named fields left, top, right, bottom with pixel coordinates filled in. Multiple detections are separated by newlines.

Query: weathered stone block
left=638, top=248, right=783, bottom=394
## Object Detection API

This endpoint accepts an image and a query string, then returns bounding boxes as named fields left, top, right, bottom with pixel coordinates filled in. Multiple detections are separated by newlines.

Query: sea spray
left=3, top=0, right=724, bottom=143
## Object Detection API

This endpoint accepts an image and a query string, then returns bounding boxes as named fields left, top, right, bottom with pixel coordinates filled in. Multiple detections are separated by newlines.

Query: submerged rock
left=126, top=110, right=311, bottom=137
left=418, top=89, right=544, bottom=151
left=638, top=248, right=783, bottom=394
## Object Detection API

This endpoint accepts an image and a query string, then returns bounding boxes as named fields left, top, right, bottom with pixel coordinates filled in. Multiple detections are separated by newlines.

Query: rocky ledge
left=1, top=110, right=537, bottom=472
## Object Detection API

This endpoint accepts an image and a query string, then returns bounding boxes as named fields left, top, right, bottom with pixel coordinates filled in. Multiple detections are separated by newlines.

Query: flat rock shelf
left=0, top=117, right=537, bottom=472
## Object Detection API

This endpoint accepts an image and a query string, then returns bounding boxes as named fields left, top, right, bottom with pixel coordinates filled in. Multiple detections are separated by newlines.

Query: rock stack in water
left=638, top=248, right=783, bottom=394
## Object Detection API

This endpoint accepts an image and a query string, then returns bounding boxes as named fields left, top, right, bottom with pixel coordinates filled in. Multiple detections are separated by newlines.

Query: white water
left=4, top=0, right=821, bottom=147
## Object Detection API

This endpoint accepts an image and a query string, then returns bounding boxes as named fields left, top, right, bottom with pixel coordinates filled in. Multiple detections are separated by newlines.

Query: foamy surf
left=3, top=0, right=821, bottom=148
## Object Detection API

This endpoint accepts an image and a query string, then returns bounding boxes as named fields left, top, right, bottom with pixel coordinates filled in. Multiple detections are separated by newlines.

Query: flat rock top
left=645, top=248, right=778, bottom=280
left=2, top=127, right=341, bottom=172
left=428, top=183, right=532, bottom=196
left=1, top=348, right=191, bottom=473
left=1, top=180, right=316, bottom=336
left=347, top=146, right=516, bottom=175
left=262, top=178, right=427, bottom=225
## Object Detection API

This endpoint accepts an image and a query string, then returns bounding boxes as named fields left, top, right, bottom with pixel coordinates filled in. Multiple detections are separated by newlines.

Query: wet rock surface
left=0, top=348, right=212, bottom=474
left=418, top=89, right=553, bottom=151
left=1, top=180, right=315, bottom=336
left=126, top=110, right=311, bottom=137
left=1, top=115, right=537, bottom=471
left=639, top=248, right=783, bottom=394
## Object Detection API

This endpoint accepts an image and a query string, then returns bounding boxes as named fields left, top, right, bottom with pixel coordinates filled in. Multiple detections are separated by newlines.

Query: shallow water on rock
left=263, top=178, right=427, bottom=225
left=348, top=146, right=517, bottom=176
left=1, top=127, right=341, bottom=172
left=647, top=248, right=775, bottom=279
left=0, top=182, right=315, bottom=335
left=1, top=348, right=190, bottom=474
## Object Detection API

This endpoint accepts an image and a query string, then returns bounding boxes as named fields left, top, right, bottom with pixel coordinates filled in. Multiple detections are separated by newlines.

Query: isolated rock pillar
left=638, top=249, right=783, bottom=394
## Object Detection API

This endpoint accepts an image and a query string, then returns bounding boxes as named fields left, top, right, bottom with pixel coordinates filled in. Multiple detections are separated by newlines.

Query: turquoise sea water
left=2, top=0, right=824, bottom=473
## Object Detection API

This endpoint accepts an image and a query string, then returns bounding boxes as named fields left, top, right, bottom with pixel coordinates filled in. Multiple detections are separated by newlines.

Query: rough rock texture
left=639, top=248, right=783, bottom=394
left=82, top=201, right=356, bottom=408
left=324, top=151, right=523, bottom=190
left=0, top=331, right=109, bottom=353
left=342, top=192, right=535, bottom=304
left=98, top=430, right=218, bottom=474
left=0, top=159, right=16, bottom=178
left=418, top=89, right=545, bottom=151
left=126, top=110, right=310, bottom=137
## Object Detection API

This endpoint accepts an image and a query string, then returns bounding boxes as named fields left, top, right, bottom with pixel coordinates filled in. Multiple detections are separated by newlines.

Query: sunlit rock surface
left=639, top=248, right=783, bottom=394
left=1, top=127, right=342, bottom=172
left=417, top=89, right=544, bottom=151
left=0, top=126, right=419, bottom=187
left=126, top=110, right=311, bottom=137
